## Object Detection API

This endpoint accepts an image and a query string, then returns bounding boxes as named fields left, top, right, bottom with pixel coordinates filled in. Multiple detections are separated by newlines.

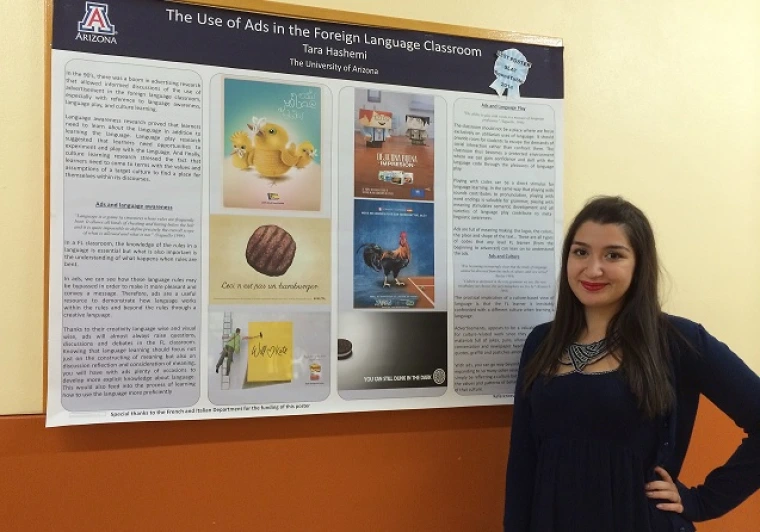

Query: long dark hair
left=522, top=196, right=675, bottom=418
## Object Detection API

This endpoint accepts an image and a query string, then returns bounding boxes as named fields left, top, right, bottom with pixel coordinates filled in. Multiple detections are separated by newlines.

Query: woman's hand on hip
left=645, top=466, right=684, bottom=513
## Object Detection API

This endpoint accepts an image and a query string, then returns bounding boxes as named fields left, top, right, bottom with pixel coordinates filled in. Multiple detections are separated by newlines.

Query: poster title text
left=166, top=9, right=483, bottom=57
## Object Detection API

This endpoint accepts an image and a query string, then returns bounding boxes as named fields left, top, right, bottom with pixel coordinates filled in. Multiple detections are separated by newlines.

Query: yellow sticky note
left=246, top=322, right=293, bottom=383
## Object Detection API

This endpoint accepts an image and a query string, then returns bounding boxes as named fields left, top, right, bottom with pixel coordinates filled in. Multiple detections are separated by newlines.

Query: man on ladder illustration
left=215, top=328, right=255, bottom=376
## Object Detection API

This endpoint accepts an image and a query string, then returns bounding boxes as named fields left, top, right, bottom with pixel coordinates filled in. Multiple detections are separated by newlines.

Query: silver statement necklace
left=560, top=338, right=610, bottom=372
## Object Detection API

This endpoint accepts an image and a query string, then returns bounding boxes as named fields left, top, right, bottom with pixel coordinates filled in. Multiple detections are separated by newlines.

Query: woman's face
left=566, top=221, right=636, bottom=313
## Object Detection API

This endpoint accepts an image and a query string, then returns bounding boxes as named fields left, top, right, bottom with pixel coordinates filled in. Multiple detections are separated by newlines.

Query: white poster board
left=46, top=0, right=564, bottom=426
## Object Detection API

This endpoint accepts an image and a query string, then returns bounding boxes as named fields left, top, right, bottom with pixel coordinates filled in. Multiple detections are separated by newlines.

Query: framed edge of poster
left=44, top=0, right=54, bottom=413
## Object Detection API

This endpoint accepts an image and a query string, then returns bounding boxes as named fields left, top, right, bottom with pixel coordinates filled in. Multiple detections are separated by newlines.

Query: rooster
left=357, top=231, right=411, bottom=288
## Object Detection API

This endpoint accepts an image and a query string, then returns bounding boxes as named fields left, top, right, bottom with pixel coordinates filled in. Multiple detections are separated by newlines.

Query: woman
left=503, top=196, right=760, bottom=531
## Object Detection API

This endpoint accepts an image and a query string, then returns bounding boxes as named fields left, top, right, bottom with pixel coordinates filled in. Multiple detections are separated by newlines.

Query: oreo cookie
left=337, top=338, right=352, bottom=359
left=245, top=224, right=296, bottom=277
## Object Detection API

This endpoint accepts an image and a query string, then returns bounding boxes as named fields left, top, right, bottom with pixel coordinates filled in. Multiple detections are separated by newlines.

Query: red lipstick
left=581, top=281, right=606, bottom=292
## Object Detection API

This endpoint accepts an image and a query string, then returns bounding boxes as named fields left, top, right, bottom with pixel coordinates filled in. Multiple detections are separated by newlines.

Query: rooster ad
left=353, top=199, right=435, bottom=309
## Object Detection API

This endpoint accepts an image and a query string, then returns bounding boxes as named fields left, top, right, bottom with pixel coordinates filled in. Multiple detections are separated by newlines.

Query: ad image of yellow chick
left=220, top=78, right=324, bottom=212
left=243, top=119, right=316, bottom=181
left=222, top=118, right=323, bottom=211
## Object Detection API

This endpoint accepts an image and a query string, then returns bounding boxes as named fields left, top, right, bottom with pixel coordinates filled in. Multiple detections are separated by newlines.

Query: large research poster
left=47, top=0, right=565, bottom=426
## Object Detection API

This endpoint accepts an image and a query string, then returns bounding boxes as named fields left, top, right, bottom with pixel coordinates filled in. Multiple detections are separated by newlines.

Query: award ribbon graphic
left=490, top=48, right=532, bottom=97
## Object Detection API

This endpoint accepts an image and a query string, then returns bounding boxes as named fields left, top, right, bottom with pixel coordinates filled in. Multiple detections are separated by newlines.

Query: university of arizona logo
left=76, top=2, right=117, bottom=43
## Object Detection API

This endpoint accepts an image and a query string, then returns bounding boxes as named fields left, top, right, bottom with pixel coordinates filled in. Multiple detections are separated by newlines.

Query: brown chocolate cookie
left=337, top=338, right=352, bottom=359
left=245, top=224, right=296, bottom=277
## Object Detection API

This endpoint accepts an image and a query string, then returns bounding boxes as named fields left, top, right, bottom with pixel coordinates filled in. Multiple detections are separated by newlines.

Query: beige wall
left=1, top=1, right=45, bottom=414
left=2, top=0, right=758, bottom=414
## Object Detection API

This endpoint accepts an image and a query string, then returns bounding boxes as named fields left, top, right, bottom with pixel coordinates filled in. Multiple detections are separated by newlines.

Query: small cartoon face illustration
left=371, top=112, right=391, bottom=127
left=359, top=109, right=393, bottom=129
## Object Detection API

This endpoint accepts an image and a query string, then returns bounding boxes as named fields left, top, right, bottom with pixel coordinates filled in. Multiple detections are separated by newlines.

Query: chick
left=295, top=141, right=317, bottom=169
left=245, top=121, right=301, bottom=178
left=230, top=131, right=254, bottom=169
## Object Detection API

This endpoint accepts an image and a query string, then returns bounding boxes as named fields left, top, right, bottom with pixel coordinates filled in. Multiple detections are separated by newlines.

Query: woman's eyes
left=571, top=249, right=624, bottom=260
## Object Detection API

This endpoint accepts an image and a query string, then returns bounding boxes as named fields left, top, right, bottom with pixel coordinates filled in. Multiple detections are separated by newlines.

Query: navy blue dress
left=506, top=317, right=760, bottom=532
left=528, top=368, right=672, bottom=531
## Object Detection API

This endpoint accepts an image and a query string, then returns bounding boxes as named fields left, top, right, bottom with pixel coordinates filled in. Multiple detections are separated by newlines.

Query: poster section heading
left=53, top=0, right=563, bottom=97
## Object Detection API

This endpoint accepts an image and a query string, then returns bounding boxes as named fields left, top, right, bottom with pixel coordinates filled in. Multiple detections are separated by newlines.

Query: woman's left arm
left=676, top=322, right=760, bottom=522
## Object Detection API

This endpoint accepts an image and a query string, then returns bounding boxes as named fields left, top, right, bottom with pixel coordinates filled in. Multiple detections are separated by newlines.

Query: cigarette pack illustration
left=246, top=321, right=293, bottom=383
left=222, top=77, right=323, bottom=211
left=353, top=89, right=436, bottom=201
left=353, top=199, right=435, bottom=309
